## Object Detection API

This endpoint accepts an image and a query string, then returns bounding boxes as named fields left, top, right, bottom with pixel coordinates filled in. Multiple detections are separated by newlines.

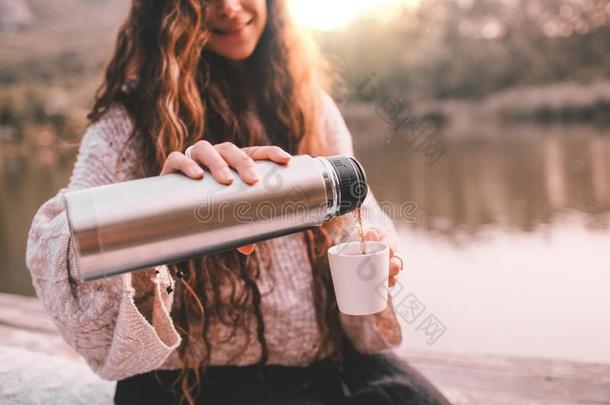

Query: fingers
left=390, top=256, right=402, bottom=278
left=364, top=227, right=395, bottom=259
left=160, top=151, right=205, bottom=178
left=187, top=141, right=235, bottom=185
left=389, top=255, right=404, bottom=287
left=389, top=276, right=398, bottom=287
left=242, top=145, right=292, bottom=164
left=363, top=228, right=380, bottom=241
left=214, top=142, right=260, bottom=184
left=385, top=237, right=398, bottom=256
left=363, top=227, right=404, bottom=287
left=237, top=243, right=256, bottom=255
left=364, top=227, right=396, bottom=254
left=166, top=141, right=292, bottom=185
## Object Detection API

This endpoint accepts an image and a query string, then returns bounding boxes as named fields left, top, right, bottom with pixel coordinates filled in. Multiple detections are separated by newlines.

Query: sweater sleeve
left=320, top=92, right=403, bottom=354
left=25, top=105, right=181, bottom=381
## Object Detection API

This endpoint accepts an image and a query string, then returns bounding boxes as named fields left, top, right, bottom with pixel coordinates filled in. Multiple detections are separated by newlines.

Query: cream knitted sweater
left=25, top=93, right=402, bottom=381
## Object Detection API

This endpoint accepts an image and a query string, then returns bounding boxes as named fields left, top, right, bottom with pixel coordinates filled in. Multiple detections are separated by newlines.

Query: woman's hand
left=160, top=141, right=292, bottom=255
left=362, top=228, right=404, bottom=287
left=363, top=227, right=404, bottom=344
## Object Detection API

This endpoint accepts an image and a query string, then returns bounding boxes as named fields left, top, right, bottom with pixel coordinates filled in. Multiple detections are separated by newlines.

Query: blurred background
left=1, top=0, right=609, bottom=402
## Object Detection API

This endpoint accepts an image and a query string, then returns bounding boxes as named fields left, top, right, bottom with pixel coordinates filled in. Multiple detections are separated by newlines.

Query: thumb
left=363, top=228, right=380, bottom=241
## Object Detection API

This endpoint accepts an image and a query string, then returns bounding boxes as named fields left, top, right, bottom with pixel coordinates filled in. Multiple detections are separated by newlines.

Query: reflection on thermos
left=63, top=155, right=368, bottom=281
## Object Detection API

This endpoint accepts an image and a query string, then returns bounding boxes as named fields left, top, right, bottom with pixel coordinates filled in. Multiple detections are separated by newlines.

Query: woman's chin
left=208, top=46, right=256, bottom=63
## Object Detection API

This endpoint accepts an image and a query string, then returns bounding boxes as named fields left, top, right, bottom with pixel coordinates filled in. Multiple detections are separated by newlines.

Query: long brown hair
left=88, top=0, right=350, bottom=403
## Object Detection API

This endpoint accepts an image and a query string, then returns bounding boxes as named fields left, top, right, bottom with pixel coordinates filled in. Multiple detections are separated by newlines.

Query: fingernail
left=280, top=150, right=291, bottom=159
left=246, top=168, right=260, bottom=182
left=191, top=165, right=204, bottom=176
left=220, top=167, right=234, bottom=182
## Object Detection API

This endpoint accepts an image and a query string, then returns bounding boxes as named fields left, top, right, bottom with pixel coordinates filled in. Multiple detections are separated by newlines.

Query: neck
left=226, top=59, right=248, bottom=78
left=225, top=59, right=256, bottom=107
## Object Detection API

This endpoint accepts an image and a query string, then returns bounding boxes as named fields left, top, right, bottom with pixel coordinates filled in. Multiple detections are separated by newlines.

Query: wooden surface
left=1, top=292, right=609, bottom=404
left=403, top=350, right=610, bottom=404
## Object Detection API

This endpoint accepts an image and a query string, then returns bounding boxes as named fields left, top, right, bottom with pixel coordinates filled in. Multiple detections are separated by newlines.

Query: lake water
left=353, top=123, right=610, bottom=365
left=1, top=122, right=609, bottom=364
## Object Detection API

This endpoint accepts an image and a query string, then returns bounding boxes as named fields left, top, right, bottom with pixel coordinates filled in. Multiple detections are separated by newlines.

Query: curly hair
left=87, top=0, right=350, bottom=403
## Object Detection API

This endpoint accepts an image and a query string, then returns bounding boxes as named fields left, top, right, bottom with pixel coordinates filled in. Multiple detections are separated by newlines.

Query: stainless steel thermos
left=63, top=154, right=368, bottom=281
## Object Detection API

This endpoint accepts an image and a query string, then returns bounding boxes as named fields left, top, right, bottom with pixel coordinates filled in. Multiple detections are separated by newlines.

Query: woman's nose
left=216, top=0, right=243, bottom=19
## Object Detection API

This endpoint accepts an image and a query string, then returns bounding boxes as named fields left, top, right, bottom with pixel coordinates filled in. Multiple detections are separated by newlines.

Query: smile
left=211, top=17, right=254, bottom=36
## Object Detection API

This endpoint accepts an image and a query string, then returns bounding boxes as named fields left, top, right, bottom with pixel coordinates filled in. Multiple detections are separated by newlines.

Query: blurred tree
left=318, top=0, right=610, bottom=101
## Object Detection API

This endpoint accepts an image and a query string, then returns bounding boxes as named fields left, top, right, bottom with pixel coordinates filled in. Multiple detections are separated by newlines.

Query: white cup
left=327, top=241, right=390, bottom=315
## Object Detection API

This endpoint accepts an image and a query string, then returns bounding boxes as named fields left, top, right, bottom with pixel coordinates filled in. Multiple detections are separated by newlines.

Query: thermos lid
left=326, top=156, right=368, bottom=215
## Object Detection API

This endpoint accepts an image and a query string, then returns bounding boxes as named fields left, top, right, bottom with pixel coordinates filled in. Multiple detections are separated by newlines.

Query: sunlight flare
left=288, top=0, right=418, bottom=31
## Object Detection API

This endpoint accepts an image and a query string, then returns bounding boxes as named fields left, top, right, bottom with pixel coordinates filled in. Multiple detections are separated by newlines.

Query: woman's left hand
left=362, top=228, right=404, bottom=287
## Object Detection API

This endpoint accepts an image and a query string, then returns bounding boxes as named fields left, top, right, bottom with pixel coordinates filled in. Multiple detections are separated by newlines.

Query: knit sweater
left=24, top=93, right=403, bottom=381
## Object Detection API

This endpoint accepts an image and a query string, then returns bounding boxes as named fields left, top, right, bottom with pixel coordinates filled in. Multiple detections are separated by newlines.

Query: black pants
left=114, top=341, right=451, bottom=405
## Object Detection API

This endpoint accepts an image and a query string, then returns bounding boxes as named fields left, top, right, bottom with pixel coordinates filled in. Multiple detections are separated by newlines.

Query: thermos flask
left=64, top=154, right=368, bottom=281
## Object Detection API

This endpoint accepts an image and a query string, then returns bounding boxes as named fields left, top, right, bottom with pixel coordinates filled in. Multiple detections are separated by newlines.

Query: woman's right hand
left=160, top=140, right=292, bottom=255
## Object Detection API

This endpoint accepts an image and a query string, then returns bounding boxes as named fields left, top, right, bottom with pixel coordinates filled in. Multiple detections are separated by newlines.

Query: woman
left=25, top=0, right=451, bottom=404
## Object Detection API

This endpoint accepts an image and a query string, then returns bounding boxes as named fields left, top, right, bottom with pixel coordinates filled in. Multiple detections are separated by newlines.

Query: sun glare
left=288, top=0, right=418, bottom=31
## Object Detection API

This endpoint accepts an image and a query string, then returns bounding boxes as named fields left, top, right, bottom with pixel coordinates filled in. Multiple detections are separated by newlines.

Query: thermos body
left=64, top=155, right=368, bottom=281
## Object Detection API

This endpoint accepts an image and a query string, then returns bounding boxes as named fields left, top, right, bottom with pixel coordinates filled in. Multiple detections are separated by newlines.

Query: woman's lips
left=211, top=18, right=253, bottom=37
